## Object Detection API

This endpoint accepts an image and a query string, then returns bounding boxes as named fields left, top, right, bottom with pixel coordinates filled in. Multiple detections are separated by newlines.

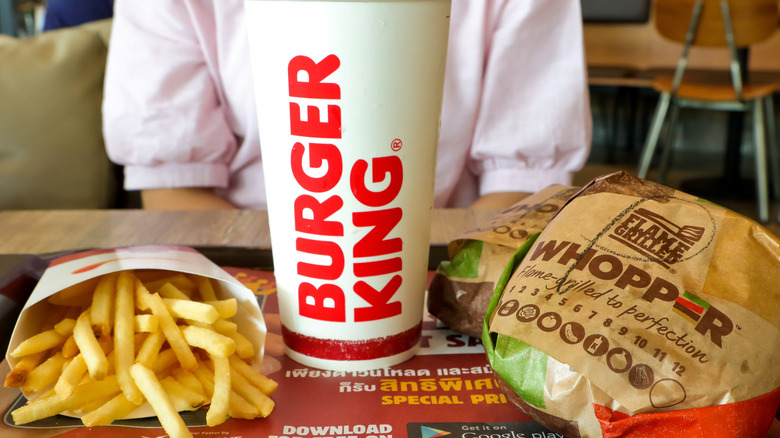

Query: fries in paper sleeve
left=4, top=246, right=277, bottom=438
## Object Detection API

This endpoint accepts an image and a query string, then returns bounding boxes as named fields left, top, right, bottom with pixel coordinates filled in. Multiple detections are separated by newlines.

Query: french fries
left=5, top=269, right=276, bottom=438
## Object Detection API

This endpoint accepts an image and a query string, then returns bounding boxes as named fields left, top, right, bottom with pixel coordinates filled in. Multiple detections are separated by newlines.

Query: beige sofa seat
left=0, top=19, right=117, bottom=209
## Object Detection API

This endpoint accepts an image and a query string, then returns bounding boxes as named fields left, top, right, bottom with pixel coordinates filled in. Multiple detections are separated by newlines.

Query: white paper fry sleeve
left=5, top=245, right=267, bottom=419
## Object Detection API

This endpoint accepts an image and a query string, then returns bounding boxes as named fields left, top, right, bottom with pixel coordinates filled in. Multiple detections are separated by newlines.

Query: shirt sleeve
left=102, top=0, right=236, bottom=191
left=470, top=0, right=592, bottom=195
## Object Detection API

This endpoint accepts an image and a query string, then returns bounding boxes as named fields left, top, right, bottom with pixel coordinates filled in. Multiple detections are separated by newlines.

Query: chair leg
left=606, top=88, right=618, bottom=163
left=752, top=99, right=770, bottom=223
left=658, top=100, right=681, bottom=185
left=638, top=92, right=672, bottom=179
left=763, top=96, right=780, bottom=202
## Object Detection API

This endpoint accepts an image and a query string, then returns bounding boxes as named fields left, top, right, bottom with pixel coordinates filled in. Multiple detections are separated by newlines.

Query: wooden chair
left=636, top=0, right=780, bottom=223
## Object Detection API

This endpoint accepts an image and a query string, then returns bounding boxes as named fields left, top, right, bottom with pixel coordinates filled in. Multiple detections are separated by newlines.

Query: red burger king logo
left=286, top=54, right=405, bottom=325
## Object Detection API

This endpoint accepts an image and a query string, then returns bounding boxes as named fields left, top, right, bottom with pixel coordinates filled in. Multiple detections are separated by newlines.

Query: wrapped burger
left=483, top=172, right=780, bottom=437
left=428, top=185, right=579, bottom=337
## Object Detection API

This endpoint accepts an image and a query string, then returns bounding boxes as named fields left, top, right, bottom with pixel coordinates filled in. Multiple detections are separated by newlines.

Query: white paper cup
left=245, top=0, right=451, bottom=371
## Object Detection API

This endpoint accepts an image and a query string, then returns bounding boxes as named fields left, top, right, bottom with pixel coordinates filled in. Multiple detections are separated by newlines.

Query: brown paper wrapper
left=427, top=185, right=579, bottom=337
left=485, top=172, right=780, bottom=437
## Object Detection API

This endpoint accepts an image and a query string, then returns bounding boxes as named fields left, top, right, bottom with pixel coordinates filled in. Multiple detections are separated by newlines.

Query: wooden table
left=0, top=209, right=497, bottom=255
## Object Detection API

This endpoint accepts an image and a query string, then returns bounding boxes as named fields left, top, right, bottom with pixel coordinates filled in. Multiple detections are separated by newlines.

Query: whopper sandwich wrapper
left=483, top=172, right=780, bottom=438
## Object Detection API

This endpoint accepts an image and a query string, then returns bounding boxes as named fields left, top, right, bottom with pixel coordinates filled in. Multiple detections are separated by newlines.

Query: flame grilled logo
left=609, top=208, right=705, bottom=269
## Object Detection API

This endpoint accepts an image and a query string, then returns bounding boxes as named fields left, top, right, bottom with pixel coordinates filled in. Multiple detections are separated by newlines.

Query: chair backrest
left=0, top=0, right=17, bottom=36
left=581, top=0, right=651, bottom=24
left=655, top=0, right=778, bottom=48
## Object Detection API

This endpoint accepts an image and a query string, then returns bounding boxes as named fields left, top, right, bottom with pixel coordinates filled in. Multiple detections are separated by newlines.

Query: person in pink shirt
left=103, top=0, right=591, bottom=210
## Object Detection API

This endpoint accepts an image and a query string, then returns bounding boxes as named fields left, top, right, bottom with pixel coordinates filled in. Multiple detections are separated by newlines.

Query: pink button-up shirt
left=103, top=0, right=591, bottom=209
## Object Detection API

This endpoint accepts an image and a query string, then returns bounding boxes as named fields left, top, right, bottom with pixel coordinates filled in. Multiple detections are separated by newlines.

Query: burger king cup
left=244, top=0, right=451, bottom=371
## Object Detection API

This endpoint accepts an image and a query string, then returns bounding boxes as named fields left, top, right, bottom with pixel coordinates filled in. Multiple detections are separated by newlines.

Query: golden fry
left=161, top=376, right=207, bottom=411
left=130, top=363, right=192, bottom=438
left=228, top=390, right=260, bottom=419
left=172, top=368, right=205, bottom=396
left=157, top=283, right=190, bottom=300
left=210, top=319, right=238, bottom=336
left=55, top=354, right=88, bottom=399
left=191, top=360, right=215, bottom=398
left=12, top=392, right=67, bottom=425
left=136, top=329, right=165, bottom=369
left=4, top=351, right=45, bottom=387
left=115, top=271, right=144, bottom=405
left=143, top=273, right=196, bottom=295
left=91, top=272, right=117, bottom=337
left=153, top=348, right=179, bottom=377
left=163, top=298, right=219, bottom=324
left=71, top=392, right=117, bottom=415
left=228, top=355, right=278, bottom=396
left=183, top=318, right=236, bottom=338
left=135, top=280, right=152, bottom=312
left=73, top=309, right=109, bottom=380
left=13, top=375, right=120, bottom=425
left=59, top=335, right=78, bottom=358
left=10, top=330, right=65, bottom=358
left=53, top=318, right=77, bottom=337
left=23, top=352, right=67, bottom=393
left=230, top=331, right=255, bottom=359
left=105, top=349, right=116, bottom=376
left=211, top=359, right=274, bottom=417
left=207, top=355, right=230, bottom=427
left=204, top=299, right=237, bottom=319
left=140, top=286, right=197, bottom=370
left=134, top=314, right=159, bottom=333
left=194, top=276, right=218, bottom=302
left=70, top=374, right=122, bottom=407
left=81, top=393, right=138, bottom=427
left=192, top=359, right=258, bottom=420
left=181, top=325, right=235, bottom=358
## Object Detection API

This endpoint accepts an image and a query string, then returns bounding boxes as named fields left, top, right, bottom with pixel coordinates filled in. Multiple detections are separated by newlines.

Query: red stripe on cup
left=281, top=323, right=421, bottom=361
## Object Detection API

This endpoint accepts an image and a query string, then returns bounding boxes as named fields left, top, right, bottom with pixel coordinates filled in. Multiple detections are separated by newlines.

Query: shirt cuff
left=123, top=163, right=230, bottom=191
left=479, top=167, right=575, bottom=196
